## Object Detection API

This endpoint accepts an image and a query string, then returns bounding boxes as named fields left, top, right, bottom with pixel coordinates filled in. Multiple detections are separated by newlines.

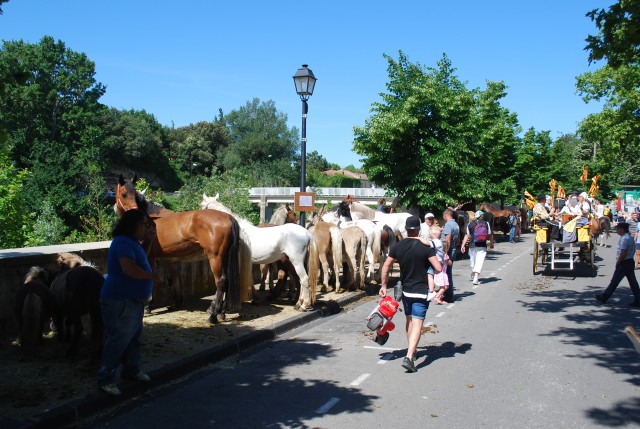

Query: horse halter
left=116, top=183, right=138, bottom=212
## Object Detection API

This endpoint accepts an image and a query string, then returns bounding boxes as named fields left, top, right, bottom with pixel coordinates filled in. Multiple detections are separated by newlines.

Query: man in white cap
left=461, top=210, right=493, bottom=285
left=420, top=212, right=436, bottom=239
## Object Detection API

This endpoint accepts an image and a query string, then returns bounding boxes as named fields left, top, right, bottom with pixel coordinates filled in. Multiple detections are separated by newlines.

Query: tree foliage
left=354, top=52, right=520, bottom=209
left=585, top=0, right=640, bottom=68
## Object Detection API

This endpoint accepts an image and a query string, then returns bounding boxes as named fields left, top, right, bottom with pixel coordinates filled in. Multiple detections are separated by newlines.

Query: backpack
left=507, top=213, right=517, bottom=226
left=472, top=220, right=489, bottom=245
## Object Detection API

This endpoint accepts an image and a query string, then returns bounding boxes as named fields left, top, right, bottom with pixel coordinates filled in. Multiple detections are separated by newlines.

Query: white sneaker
left=427, top=292, right=437, bottom=301
left=473, top=279, right=479, bottom=285
left=123, top=371, right=151, bottom=382
left=100, top=383, right=122, bottom=396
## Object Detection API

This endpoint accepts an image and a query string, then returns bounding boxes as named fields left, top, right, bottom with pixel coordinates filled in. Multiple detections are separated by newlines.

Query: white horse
left=348, top=200, right=412, bottom=238
left=201, top=194, right=318, bottom=311
left=321, top=202, right=382, bottom=282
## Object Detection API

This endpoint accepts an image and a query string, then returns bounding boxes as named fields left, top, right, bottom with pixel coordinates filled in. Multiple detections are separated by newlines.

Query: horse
left=322, top=200, right=382, bottom=282
left=593, top=216, right=611, bottom=247
left=115, top=176, right=254, bottom=323
left=339, top=225, right=367, bottom=291
left=50, top=253, right=104, bottom=356
left=346, top=197, right=412, bottom=239
left=479, top=203, right=511, bottom=236
left=201, top=194, right=319, bottom=311
left=379, top=223, right=397, bottom=278
left=258, top=204, right=300, bottom=294
left=305, top=212, right=343, bottom=293
left=15, top=266, right=51, bottom=353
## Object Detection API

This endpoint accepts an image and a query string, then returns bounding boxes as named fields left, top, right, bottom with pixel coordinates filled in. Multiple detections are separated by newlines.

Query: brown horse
left=115, top=176, right=253, bottom=323
left=480, top=203, right=511, bottom=236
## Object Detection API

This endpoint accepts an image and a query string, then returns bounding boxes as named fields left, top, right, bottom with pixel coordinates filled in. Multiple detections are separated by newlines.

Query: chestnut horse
left=479, top=203, right=511, bottom=236
left=115, top=175, right=253, bottom=323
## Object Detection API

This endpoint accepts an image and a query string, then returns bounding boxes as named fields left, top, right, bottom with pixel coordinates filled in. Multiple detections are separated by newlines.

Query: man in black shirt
left=380, top=215, right=441, bottom=372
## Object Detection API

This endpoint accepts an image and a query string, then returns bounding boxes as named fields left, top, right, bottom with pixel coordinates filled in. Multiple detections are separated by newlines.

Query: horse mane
left=349, top=201, right=376, bottom=220
left=57, top=252, right=95, bottom=269
left=136, top=191, right=167, bottom=217
left=24, top=266, right=48, bottom=285
left=269, top=205, right=289, bottom=225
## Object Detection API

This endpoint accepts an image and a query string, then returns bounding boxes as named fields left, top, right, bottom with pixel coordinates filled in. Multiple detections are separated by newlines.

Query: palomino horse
left=305, top=211, right=343, bottom=293
left=593, top=216, right=611, bottom=247
left=322, top=201, right=382, bottom=282
left=345, top=197, right=412, bottom=239
left=201, top=194, right=319, bottom=311
left=479, top=203, right=512, bottom=235
left=50, top=253, right=104, bottom=356
left=114, top=176, right=254, bottom=323
left=15, top=266, right=51, bottom=353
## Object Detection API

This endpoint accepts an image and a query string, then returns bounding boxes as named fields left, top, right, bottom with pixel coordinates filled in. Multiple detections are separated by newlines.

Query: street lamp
left=293, top=64, right=317, bottom=226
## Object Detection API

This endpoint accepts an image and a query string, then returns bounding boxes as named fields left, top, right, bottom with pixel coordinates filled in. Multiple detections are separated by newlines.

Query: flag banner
left=557, top=185, right=566, bottom=199
left=580, top=165, right=588, bottom=182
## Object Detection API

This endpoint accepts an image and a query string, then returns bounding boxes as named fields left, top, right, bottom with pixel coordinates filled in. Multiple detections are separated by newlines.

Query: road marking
left=435, top=311, right=446, bottom=318
left=350, top=373, right=370, bottom=386
left=377, top=353, right=393, bottom=364
left=364, top=345, right=398, bottom=351
left=315, top=397, right=341, bottom=414
left=446, top=303, right=455, bottom=309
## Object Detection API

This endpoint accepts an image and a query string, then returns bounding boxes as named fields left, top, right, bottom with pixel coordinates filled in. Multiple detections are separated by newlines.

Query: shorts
left=402, top=295, right=429, bottom=320
left=427, top=266, right=434, bottom=275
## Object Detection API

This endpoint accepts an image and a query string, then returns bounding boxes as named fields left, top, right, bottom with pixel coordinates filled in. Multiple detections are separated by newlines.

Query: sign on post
left=294, top=192, right=315, bottom=212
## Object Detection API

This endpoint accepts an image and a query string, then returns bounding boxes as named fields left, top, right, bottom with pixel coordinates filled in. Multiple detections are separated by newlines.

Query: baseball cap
left=424, top=212, right=435, bottom=219
left=475, top=210, right=484, bottom=218
left=405, top=215, right=421, bottom=230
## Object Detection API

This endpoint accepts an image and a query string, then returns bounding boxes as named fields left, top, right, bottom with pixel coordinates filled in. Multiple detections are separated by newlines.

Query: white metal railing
left=249, top=187, right=391, bottom=198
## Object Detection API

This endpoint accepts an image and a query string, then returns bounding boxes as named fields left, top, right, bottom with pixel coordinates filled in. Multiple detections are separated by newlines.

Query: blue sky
left=1, top=1, right=612, bottom=168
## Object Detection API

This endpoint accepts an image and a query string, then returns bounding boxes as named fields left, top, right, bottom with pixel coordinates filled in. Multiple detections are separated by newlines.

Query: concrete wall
left=0, top=242, right=217, bottom=337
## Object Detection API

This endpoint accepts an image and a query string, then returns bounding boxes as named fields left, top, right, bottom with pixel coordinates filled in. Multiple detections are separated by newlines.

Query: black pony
left=50, top=253, right=104, bottom=356
left=15, top=266, right=51, bottom=353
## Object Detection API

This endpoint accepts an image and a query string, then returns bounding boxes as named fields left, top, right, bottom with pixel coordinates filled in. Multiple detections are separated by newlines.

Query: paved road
left=84, top=234, right=640, bottom=428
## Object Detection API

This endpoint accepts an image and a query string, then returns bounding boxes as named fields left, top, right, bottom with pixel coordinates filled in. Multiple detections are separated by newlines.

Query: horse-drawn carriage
left=532, top=215, right=596, bottom=276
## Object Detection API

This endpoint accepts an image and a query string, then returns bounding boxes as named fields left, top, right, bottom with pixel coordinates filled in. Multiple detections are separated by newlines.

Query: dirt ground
left=0, top=288, right=366, bottom=424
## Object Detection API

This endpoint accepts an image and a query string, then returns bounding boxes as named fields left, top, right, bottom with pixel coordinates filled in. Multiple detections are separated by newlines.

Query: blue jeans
left=402, top=295, right=429, bottom=320
left=509, top=225, right=516, bottom=242
left=603, top=259, right=640, bottom=302
left=96, top=297, right=145, bottom=386
left=443, top=248, right=457, bottom=302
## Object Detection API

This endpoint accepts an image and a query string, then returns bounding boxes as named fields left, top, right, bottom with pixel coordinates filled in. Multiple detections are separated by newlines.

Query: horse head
left=336, top=201, right=353, bottom=222
left=284, top=203, right=300, bottom=224
left=115, top=174, right=140, bottom=215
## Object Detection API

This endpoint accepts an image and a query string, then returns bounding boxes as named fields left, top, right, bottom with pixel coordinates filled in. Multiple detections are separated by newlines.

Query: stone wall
left=0, top=242, right=216, bottom=337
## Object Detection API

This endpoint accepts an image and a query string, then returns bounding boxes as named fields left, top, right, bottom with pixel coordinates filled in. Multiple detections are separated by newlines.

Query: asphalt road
left=82, top=233, right=640, bottom=429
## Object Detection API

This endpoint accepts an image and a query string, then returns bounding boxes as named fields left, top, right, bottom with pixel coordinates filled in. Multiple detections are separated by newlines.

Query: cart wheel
left=367, top=313, right=383, bottom=331
left=533, top=241, right=538, bottom=275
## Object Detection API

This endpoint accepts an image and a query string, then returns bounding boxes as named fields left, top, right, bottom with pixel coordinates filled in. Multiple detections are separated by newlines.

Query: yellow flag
left=549, top=179, right=557, bottom=193
left=580, top=165, right=588, bottom=182
left=557, top=185, right=566, bottom=199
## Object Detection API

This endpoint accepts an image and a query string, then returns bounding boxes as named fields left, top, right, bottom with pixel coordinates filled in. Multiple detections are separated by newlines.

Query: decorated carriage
left=532, top=215, right=596, bottom=276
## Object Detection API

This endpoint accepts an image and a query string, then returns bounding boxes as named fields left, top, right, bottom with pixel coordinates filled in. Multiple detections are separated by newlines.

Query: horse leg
left=318, top=252, right=331, bottom=292
left=67, top=315, right=83, bottom=356
left=259, top=264, right=269, bottom=291
left=290, top=256, right=311, bottom=311
left=207, top=256, right=226, bottom=324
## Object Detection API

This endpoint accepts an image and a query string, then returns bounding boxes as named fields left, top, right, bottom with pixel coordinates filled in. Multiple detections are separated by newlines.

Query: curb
left=8, top=291, right=367, bottom=429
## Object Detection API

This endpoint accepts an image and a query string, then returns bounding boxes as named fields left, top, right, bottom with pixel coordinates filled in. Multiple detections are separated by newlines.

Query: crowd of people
left=378, top=192, right=640, bottom=373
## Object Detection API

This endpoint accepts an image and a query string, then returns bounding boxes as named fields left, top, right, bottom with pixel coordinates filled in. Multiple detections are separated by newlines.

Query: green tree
left=514, top=128, right=553, bottom=195
left=220, top=98, right=299, bottom=171
left=585, top=1, right=640, bottom=68
left=0, top=145, right=29, bottom=248
left=354, top=51, right=519, bottom=209
left=168, top=120, right=229, bottom=178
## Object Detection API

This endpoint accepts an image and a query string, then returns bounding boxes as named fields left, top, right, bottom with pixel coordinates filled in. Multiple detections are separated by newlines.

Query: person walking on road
left=595, top=222, right=640, bottom=308
left=97, top=209, right=162, bottom=396
left=379, top=215, right=441, bottom=373
left=442, top=208, right=460, bottom=302
left=461, top=210, right=493, bottom=285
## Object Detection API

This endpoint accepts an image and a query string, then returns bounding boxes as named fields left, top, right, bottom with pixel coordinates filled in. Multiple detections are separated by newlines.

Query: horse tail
left=371, top=225, right=382, bottom=270
left=21, top=293, right=43, bottom=353
left=383, top=224, right=397, bottom=252
left=357, top=231, right=367, bottom=289
left=330, top=225, right=343, bottom=282
left=223, top=216, right=242, bottom=311
left=307, top=232, right=319, bottom=306
left=237, top=220, right=254, bottom=304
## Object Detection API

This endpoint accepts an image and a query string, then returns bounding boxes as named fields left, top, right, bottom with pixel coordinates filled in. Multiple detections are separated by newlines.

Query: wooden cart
left=533, top=222, right=595, bottom=276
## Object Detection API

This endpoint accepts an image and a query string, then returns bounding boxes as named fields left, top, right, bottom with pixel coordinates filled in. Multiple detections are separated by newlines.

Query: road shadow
left=584, top=396, right=640, bottom=427
left=416, top=341, right=472, bottom=369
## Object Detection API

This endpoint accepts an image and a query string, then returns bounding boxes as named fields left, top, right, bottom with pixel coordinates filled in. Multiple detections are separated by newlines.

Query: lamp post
left=293, top=64, right=317, bottom=226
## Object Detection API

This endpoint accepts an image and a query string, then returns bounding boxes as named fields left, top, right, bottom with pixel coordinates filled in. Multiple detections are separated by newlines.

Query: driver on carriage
left=533, top=193, right=562, bottom=240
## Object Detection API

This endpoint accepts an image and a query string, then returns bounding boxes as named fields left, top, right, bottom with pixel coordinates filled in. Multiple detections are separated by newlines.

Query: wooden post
left=259, top=196, right=267, bottom=224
